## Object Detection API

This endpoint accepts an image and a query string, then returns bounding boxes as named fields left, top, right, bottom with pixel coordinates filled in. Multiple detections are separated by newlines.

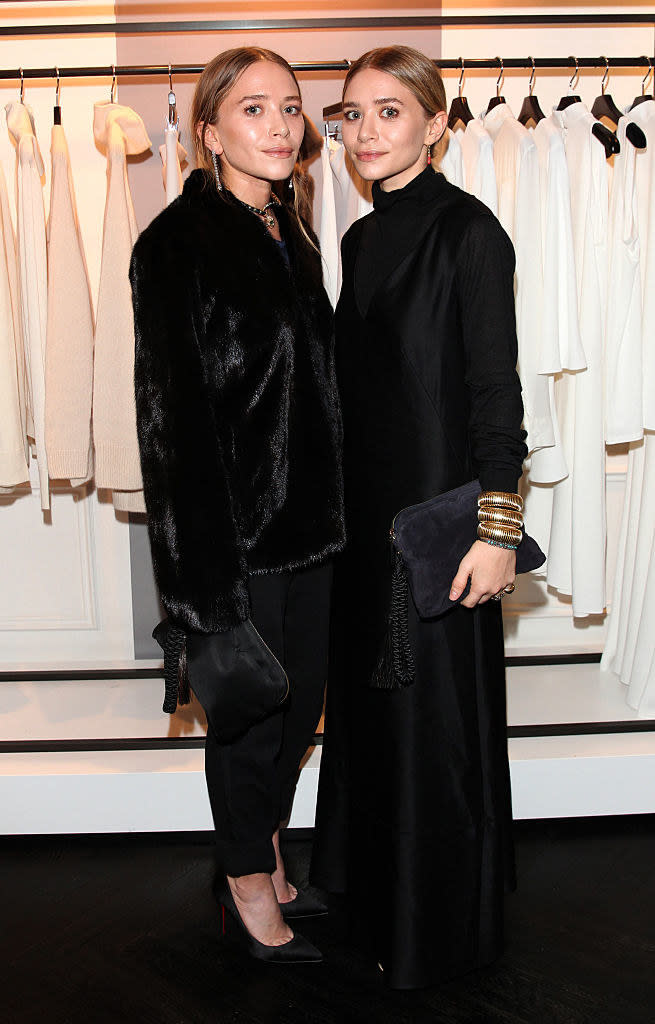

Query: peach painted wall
left=114, top=1, right=445, bottom=232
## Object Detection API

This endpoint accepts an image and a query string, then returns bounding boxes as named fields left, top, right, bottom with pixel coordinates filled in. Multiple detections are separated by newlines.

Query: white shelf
left=1, top=663, right=653, bottom=833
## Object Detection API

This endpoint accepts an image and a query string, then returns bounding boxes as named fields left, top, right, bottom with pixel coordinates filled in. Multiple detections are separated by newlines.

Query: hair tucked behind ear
left=191, top=47, right=319, bottom=254
left=343, top=45, right=449, bottom=166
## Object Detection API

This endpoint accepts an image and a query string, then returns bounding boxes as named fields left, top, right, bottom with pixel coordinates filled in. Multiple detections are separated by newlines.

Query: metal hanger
left=629, top=57, right=654, bottom=110
left=166, top=64, right=179, bottom=130
left=591, top=56, right=623, bottom=127
left=448, top=59, right=474, bottom=128
left=557, top=56, right=581, bottom=110
left=485, top=57, right=506, bottom=114
left=591, top=57, right=647, bottom=150
left=518, top=57, right=546, bottom=126
left=448, top=58, right=474, bottom=129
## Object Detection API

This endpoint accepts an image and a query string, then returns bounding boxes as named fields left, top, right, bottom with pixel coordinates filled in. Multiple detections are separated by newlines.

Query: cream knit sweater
left=44, top=123, right=95, bottom=484
left=6, top=101, right=49, bottom=509
left=92, top=101, right=151, bottom=512
left=0, top=157, right=29, bottom=488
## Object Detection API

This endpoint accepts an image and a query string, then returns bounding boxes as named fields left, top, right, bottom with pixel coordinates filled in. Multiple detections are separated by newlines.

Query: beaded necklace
left=231, top=190, right=281, bottom=229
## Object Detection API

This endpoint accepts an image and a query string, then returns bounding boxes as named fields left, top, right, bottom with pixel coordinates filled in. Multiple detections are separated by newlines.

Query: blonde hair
left=343, top=45, right=448, bottom=165
left=191, top=47, right=316, bottom=247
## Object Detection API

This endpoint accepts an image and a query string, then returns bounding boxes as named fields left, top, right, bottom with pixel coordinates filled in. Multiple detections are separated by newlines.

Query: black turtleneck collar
left=372, top=165, right=447, bottom=212
left=354, top=168, right=450, bottom=318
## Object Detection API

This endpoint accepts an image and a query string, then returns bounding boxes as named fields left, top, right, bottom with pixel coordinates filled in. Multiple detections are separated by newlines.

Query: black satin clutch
left=372, top=478, right=546, bottom=689
left=153, top=618, right=289, bottom=743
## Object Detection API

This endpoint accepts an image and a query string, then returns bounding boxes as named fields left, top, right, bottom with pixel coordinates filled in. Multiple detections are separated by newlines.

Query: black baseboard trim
left=0, top=737, right=207, bottom=753
left=3, top=719, right=655, bottom=753
left=506, top=653, right=602, bottom=667
left=0, top=668, right=163, bottom=682
left=0, top=652, right=602, bottom=683
left=0, top=735, right=323, bottom=753
left=508, top=720, right=655, bottom=738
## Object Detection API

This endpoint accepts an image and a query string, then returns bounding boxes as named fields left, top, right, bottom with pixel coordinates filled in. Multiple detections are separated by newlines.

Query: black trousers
left=193, top=562, right=332, bottom=878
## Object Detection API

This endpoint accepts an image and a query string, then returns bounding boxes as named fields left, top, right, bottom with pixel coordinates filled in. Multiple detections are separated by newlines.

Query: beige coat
left=6, top=101, right=49, bottom=509
left=0, top=157, right=29, bottom=488
left=92, top=101, right=150, bottom=513
left=44, top=123, right=95, bottom=484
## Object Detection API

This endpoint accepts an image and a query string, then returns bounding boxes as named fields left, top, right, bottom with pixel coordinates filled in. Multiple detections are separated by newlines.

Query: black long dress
left=310, top=167, right=528, bottom=990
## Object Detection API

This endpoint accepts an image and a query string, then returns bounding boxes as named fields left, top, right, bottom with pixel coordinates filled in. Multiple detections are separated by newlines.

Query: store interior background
left=2, top=1, right=655, bottom=834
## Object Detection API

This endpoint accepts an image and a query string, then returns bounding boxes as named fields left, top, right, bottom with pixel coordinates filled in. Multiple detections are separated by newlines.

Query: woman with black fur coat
left=129, top=48, right=344, bottom=963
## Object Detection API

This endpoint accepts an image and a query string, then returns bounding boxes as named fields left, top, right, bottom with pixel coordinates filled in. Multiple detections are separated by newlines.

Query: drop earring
left=211, top=150, right=222, bottom=192
left=287, top=174, right=295, bottom=198
left=426, top=144, right=432, bottom=166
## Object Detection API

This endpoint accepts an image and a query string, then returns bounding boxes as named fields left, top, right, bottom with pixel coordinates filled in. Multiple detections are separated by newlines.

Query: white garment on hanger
left=439, top=128, right=464, bottom=188
left=601, top=102, right=655, bottom=711
left=321, top=140, right=372, bottom=300
left=628, top=101, right=655, bottom=430
left=532, top=117, right=584, bottom=374
left=528, top=116, right=584, bottom=487
left=484, top=103, right=552, bottom=458
left=545, top=102, right=609, bottom=615
left=0, top=158, right=29, bottom=488
left=605, top=114, right=643, bottom=444
left=318, top=140, right=339, bottom=308
left=455, top=118, right=497, bottom=214
left=601, top=433, right=655, bottom=713
left=92, top=101, right=151, bottom=514
left=6, top=101, right=50, bottom=509
left=44, top=123, right=95, bottom=485
left=159, top=124, right=187, bottom=206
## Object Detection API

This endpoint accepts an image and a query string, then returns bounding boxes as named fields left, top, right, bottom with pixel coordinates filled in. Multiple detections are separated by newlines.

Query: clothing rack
left=2, top=56, right=654, bottom=84
left=2, top=13, right=655, bottom=38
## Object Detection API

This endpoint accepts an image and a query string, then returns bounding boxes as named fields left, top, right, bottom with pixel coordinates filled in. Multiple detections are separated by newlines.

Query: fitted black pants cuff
left=199, top=563, right=333, bottom=880
left=217, top=836, right=277, bottom=878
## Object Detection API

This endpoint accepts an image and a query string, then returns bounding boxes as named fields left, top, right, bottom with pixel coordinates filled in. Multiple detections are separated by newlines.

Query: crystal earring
left=211, top=150, right=222, bottom=192
left=288, top=174, right=295, bottom=198
left=426, top=144, right=432, bottom=166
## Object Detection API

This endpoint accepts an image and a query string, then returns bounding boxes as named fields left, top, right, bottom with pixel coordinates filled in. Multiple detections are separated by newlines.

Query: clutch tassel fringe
left=370, top=548, right=416, bottom=689
left=162, top=626, right=191, bottom=713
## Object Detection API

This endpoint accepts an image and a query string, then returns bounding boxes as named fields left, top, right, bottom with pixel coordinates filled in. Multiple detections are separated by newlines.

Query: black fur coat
left=129, top=168, right=345, bottom=634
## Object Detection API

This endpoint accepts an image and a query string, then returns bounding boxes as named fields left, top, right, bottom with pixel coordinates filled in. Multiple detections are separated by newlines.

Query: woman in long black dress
left=311, top=45, right=528, bottom=989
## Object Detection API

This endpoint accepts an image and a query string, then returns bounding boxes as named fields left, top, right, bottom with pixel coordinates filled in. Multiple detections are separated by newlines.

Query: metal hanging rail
left=2, top=13, right=655, bottom=38
left=1, top=56, right=654, bottom=84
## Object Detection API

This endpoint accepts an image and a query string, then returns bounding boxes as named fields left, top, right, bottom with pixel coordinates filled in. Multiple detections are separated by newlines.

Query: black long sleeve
left=455, top=213, right=528, bottom=492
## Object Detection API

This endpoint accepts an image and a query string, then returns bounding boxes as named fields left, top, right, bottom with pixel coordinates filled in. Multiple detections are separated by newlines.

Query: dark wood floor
left=2, top=816, right=655, bottom=1024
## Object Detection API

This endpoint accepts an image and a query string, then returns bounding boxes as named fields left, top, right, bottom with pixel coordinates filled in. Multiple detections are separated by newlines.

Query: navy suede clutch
left=372, top=479, right=545, bottom=689
left=392, top=478, right=545, bottom=619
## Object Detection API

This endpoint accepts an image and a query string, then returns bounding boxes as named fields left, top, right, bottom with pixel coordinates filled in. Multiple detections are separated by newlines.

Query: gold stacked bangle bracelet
left=477, top=490, right=524, bottom=513
left=478, top=522, right=523, bottom=547
left=477, top=490, right=524, bottom=549
left=477, top=508, right=524, bottom=529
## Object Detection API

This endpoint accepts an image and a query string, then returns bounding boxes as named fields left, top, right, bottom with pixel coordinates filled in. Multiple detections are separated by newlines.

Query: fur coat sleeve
left=130, top=229, right=250, bottom=635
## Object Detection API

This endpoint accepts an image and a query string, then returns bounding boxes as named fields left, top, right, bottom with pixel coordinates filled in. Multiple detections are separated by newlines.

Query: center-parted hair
left=343, top=45, right=448, bottom=163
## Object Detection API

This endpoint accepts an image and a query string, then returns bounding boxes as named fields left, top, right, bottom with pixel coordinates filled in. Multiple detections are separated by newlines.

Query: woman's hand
left=449, top=540, right=517, bottom=608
